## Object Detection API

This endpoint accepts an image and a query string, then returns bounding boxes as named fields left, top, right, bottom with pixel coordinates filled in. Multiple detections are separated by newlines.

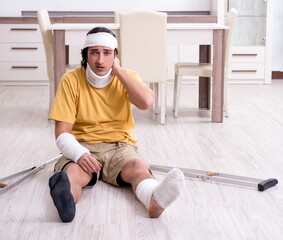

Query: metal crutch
left=150, top=165, right=278, bottom=192
left=0, top=154, right=62, bottom=194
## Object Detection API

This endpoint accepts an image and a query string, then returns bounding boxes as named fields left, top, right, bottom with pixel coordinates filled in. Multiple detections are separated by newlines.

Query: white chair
left=37, top=9, right=55, bottom=112
left=117, top=10, right=167, bottom=125
left=37, top=9, right=76, bottom=112
left=114, top=8, right=141, bottom=24
left=173, top=8, right=238, bottom=118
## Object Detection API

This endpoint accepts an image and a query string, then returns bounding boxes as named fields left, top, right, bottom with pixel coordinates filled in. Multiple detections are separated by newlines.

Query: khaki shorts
left=54, top=142, right=148, bottom=187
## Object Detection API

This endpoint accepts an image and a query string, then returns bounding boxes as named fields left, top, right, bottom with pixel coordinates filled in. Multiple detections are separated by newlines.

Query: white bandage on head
left=56, top=132, right=90, bottom=162
left=84, top=32, right=118, bottom=50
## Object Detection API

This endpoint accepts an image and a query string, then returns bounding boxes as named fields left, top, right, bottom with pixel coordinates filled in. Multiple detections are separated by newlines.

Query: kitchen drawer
left=228, top=62, right=265, bottom=79
left=230, top=46, right=265, bottom=63
left=0, top=43, right=45, bottom=61
left=0, top=62, right=48, bottom=81
left=0, top=24, right=42, bottom=43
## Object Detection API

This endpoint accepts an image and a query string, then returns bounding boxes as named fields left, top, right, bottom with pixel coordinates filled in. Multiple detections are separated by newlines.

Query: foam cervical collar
left=86, top=63, right=112, bottom=88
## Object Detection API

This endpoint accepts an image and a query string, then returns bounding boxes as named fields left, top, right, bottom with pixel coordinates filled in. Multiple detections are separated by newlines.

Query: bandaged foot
left=49, top=171, right=76, bottom=222
left=136, top=168, right=185, bottom=214
left=153, top=168, right=185, bottom=209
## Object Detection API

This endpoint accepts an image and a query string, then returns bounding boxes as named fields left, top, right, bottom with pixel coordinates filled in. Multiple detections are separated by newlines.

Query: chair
left=114, top=8, right=140, bottom=60
left=172, top=8, right=237, bottom=118
left=117, top=10, right=167, bottom=125
left=37, top=9, right=55, bottom=112
left=37, top=9, right=76, bottom=112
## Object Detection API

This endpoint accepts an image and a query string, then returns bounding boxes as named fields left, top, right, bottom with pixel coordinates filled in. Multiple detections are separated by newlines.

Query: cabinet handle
left=232, top=70, right=257, bottom=73
left=10, top=28, right=37, bottom=31
left=12, top=66, right=38, bottom=69
left=232, top=54, right=258, bottom=57
left=11, top=47, right=38, bottom=50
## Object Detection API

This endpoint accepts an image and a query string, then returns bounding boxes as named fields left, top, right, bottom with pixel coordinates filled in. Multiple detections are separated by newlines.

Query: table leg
left=199, top=45, right=211, bottom=109
left=212, top=29, right=225, bottom=123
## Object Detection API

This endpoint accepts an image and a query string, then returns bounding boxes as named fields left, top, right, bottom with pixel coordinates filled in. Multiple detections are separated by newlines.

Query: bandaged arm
left=56, top=132, right=90, bottom=162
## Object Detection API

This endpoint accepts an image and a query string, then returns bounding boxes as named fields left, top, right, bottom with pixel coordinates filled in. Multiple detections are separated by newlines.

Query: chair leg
left=149, top=83, right=159, bottom=114
left=223, top=78, right=229, bottom=118
left=49, top=80, right=55, bottom=113
left=173, top=72, right=177, bottom=112
left=159, top=82, right=166, bottom=125
left=154, top=83, right=159, bottom=115
left=173, top=73, right=181, bottom=118
left=224, top=103, right=229, bottom=118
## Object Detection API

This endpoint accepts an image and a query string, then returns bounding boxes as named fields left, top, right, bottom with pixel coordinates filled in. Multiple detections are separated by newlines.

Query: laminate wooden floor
left=0, top=82, right=283, bottom=240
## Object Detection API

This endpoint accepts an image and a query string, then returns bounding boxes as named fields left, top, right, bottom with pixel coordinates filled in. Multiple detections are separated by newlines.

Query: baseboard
left=272, top=71, right=283, bottom=79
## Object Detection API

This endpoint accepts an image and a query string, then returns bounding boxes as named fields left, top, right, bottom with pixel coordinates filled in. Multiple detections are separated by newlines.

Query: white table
left=50, top=23, right=228, bottom=123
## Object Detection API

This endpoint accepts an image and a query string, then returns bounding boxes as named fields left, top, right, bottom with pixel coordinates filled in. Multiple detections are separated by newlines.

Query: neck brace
left=86, top=63, right=112, bottom=88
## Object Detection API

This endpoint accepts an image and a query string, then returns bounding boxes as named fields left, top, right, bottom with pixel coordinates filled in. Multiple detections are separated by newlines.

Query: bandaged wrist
left=56, top=132, right=90, bottom=162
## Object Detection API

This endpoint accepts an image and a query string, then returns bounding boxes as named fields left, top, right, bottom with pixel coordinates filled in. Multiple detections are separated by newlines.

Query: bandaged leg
left=153, top=168, right=185, bottom=209
left=135, top=178, right=159, bottom=209
left=136, top=168, right=185, bottom=210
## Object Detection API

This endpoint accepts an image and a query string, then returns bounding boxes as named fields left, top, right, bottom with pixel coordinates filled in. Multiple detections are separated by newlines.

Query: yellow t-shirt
left=49, top=67, right=142, bottom=144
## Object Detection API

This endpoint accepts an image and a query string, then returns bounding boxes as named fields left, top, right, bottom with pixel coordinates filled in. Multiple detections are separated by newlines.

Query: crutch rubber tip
left=258, top=178, right=278, bottom=191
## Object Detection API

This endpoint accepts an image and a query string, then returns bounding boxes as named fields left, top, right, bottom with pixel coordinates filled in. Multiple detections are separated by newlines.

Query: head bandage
left=84, top=32, right=118, bottom=50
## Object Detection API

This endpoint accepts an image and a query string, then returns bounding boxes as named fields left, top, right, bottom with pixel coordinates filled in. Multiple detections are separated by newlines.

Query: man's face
left=87, top=46, right=115, bottom=76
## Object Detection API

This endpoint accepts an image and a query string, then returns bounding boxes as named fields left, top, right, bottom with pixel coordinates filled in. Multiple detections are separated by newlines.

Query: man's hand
left=77, top=153, right=102, bottom=174
left=111, top=57, right=122, bottom=76
left=111, top=56, right=155, bottom=110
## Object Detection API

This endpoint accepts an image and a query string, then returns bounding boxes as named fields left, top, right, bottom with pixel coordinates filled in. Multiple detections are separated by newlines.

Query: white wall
left=272, top=0, right=283, bottom=71
left=0, top=0, right=211, bottom=16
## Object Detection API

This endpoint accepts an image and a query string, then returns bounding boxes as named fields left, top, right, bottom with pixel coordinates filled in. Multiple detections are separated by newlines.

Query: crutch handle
left=0, top=182, right=7, bottom=188
left=258, top=178, right=278, bottom=191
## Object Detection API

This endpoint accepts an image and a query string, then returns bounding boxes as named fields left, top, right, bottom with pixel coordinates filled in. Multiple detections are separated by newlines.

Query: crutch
left=150, top=165, right=278, bottom=192
left=0, top=154, right=62, bottom=194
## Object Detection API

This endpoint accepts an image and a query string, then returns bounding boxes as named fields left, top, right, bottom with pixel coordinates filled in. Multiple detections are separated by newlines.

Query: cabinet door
left=0, top=24, right=48, bottom=83
left=227, top=0, right=267, bottom=46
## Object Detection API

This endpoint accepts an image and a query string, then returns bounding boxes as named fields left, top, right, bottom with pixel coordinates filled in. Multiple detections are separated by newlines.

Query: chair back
left=224, top=8, right=237, bottom=77
left=118, top=10, right=167, bottom=83
left=114, top=8, right=141, bottom=23
left=37, top=9, right=54, bottom=81
left=114, top=9, right=141, bottom=60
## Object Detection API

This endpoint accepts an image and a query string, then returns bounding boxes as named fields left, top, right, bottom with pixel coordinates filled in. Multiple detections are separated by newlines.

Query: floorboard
left=0, top=82, right=283, bottom=240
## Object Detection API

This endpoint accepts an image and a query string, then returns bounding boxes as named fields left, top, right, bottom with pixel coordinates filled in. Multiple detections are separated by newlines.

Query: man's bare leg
left=49, top=163, right=92, bottom=222
left=64, top=163, right=92, bottom=202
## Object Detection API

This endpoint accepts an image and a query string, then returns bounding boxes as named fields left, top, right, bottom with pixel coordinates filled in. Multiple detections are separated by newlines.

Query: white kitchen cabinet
left=226, top=0, right=272, bottom=84
left=0, top=24, right=48, bottom=85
